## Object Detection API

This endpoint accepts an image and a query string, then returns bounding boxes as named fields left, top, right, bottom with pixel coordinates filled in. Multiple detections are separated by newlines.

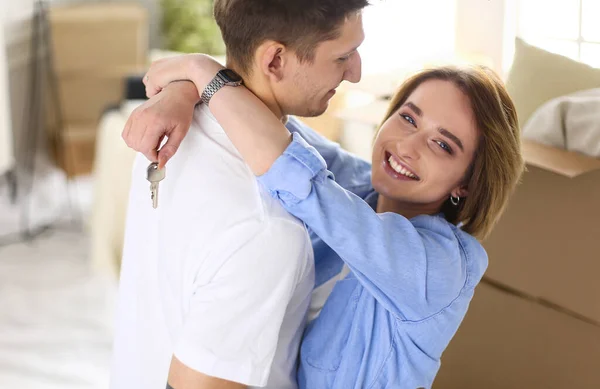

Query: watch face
left=219, top=69, right=243, bottom=83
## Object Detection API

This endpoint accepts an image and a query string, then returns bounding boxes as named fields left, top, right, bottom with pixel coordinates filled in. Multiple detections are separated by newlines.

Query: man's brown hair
left=379, top=66, right=525, bottom=240
left=213, top=0, right=370, bottom=75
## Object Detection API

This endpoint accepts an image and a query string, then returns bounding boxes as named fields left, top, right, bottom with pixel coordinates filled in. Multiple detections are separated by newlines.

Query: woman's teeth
left=388, top=156, right=417, bottom=179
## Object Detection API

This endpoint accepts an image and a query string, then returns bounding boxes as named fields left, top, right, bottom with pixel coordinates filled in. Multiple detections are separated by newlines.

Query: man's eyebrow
left=338, top=45, right=360, bottom=57
left=439, top=128, right=464, bottom=152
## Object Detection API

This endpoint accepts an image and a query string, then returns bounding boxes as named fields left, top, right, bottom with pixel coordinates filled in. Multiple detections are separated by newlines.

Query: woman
left=124, top=55, right=524, bottom=388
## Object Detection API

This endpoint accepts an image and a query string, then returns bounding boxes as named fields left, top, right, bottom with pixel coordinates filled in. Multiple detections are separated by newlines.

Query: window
left=360, top=0, right=456, bottom=75
left=507, top=0, right=600, bottom=67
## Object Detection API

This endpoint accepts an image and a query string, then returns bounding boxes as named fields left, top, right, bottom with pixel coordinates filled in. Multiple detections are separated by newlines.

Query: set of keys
left=146, top=162, right=165, bottom=209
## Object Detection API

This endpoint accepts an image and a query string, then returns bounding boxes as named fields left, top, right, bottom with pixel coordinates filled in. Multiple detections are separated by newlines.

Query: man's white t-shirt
left=110, top=105, right=315, bottom=389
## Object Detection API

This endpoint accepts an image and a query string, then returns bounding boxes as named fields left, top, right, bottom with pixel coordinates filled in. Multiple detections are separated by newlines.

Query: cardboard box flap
left=60, top=66, right=147, bottom=78
left=523, top=139, right=600, bottom=178
left=50, top=3, right=148, bottom=23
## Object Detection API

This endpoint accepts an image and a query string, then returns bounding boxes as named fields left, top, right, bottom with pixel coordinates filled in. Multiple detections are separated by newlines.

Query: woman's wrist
left=188, top=55, right=225, bottom=99
left=164, top=80, right=200, bottom=105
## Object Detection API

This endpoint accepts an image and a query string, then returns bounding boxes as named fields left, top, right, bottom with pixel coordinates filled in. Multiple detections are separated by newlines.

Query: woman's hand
left=129, top=52, right=291, bottom=175
left=122, top=81, right=199, bottom=167
left=143, top=54, right=223, bottom=99
left=125, top=54, right=225, bottom=167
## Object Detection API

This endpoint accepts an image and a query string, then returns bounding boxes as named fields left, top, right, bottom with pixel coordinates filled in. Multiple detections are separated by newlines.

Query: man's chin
left=286, top=98, right=330, bottom=118
left=301, top=102, right=330, bottom=118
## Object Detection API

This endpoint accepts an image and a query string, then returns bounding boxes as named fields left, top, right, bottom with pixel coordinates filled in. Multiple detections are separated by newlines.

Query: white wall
left=361, top=0, right=457, bottom=75
left=454, top=0, right=508, bottom=75
left=360, top=0, right=513, bottom=76
left=0, top=16, right=13, bottom=175
left=2, top=0, right=37, bottom=168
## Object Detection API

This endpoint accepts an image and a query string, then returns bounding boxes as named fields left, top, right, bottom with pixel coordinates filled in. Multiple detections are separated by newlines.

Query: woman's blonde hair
left=379, top=66, right=525, bottom=240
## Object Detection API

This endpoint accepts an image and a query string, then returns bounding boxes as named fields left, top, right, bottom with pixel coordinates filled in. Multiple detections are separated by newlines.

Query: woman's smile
left=383, top=151, right=420, bottom=181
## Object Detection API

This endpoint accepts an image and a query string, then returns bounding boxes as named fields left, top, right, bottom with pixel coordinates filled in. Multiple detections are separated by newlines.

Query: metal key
left=146, top=162, right=166, bottom=209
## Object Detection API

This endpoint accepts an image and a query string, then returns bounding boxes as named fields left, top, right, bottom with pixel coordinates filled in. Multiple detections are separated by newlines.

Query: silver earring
left=450, top=195, right=460, bottom=206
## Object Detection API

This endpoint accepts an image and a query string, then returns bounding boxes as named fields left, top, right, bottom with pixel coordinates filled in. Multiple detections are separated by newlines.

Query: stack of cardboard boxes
left=337, top=92, right=600, bottom=388
left=435, top=141, right=600, bottom=389
left=47, top=2, right=148, bottom=177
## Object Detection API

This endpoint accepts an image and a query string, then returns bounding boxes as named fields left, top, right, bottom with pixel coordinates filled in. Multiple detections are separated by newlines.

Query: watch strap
left=200, top=74, right=226, bottom=105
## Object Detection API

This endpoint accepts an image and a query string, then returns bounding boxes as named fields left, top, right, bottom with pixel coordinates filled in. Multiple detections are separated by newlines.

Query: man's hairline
left=228, top=10, right=363, bottom=76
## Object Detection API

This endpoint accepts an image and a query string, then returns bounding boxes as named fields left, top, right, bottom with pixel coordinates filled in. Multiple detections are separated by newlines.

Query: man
left=111, top=0, right=367, bottom=388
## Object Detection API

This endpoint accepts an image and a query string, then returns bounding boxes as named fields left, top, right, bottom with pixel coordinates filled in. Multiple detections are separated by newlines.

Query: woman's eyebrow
left=403, top=101, right=465, bottom=152
left=439, top=128, right=464, bottom=152
left=404, top=102, right=422, bottom=117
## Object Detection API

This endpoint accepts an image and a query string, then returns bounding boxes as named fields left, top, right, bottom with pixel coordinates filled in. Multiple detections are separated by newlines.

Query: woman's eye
left=400, top=113, right=416, bottom=126
left=337, top=55, right=350, bottom=62
left=436, top=140, right=453, bottom=154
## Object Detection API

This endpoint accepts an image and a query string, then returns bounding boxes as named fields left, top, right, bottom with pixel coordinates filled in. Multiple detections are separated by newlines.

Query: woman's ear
left=256, top=40, right=287, bottom=82
left=451, top=185, right=469, bottom=199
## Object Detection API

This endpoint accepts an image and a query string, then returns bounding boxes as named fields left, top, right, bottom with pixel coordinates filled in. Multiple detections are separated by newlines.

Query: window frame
left=514, top=0, right=600, bottom=61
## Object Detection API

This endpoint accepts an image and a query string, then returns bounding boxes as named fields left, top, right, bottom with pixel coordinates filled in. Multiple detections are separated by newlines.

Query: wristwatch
left=200, top=69, right=243, bottom=105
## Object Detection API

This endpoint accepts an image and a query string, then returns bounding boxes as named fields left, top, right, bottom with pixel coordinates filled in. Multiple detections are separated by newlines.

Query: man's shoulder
left=199, top=213, right=313, bottom=288
left=237, top=212, right=312, bottom=263
left=248, top=216, right=314, bottom=281
left=227, top=210, right=310, bottom=252
left=190, top=104, right=223, bottom=135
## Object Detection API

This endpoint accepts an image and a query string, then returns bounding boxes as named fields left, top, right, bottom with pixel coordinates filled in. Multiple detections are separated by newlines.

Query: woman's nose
left=396, top=133, right=422, bottom=161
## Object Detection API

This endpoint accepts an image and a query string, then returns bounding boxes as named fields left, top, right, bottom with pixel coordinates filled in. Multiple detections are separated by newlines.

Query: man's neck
left=227, top=62, right=286, bottom=121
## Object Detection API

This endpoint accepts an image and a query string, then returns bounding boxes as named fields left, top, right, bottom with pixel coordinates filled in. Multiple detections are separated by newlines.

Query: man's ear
left=255, top=40, right=289, bottom=82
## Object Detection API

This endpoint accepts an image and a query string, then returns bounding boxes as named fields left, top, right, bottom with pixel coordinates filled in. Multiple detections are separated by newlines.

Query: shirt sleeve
left=172, top=218, right=311, bottom=386
left=285, top=117, right=373, bottom=197
left=258, top=132, right=483, bottom=322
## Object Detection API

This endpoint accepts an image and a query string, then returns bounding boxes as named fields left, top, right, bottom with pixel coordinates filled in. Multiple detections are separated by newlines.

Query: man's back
left=110, top=105, right=314, bottom=388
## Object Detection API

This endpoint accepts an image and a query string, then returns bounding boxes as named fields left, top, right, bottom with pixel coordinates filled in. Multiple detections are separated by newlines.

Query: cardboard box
left=52, top=71, right=137, bottom=125
left=483, top=141, right=600, bottom=324
left=49, top=124, right=97, bottom=177
left=434, top=281, right=600, bottom=389
left=49, top=2, right=148, bottom=74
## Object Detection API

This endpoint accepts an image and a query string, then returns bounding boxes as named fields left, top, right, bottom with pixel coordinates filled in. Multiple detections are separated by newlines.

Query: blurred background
left=0, top=0, right=598, bottom=388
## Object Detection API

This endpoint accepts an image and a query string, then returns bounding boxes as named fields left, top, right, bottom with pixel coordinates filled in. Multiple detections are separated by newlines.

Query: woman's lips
left=383, top=152, right=419, bottom=181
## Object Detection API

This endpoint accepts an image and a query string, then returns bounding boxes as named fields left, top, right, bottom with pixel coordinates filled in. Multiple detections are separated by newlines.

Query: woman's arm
left=180, top=57, right=292, bottom=175
left=185, top=58, right=479, bottom=321
left=285, top=118, right=372, bottom=197
left=127, top=55, right=480, bottom=319
left=126, top=78, right=373, bottom=195
left=129, top=54, right=370, bottom=179
left=255, top=134, right=484, bottom=321
left=141, top=54, right=290, bottom=171
left=140, top=53, right=290, bottom=174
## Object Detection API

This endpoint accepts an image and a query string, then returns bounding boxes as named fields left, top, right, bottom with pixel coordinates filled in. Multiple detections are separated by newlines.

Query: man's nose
left=344, top=51, right=362, bottom=84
